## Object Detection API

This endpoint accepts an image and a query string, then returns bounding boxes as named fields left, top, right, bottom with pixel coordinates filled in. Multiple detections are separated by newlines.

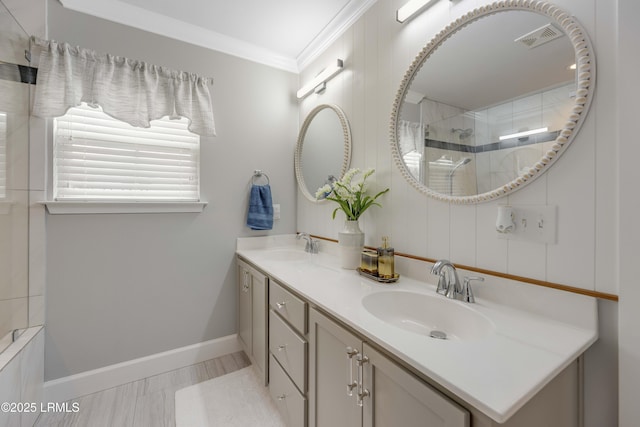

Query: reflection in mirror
left=391, top=2, right=595, bottom=203
left=295, top=104, right=351, bottom=202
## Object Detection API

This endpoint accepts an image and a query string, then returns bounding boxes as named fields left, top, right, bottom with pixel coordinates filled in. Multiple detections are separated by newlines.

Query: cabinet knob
left=277, top=344, right=287, bottom=351
left=277, top=394, right=286, bottom=401
left=276, top=301, right=287, bottom=309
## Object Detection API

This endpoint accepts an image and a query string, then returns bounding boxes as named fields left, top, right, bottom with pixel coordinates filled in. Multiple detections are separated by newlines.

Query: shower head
left=451, top=128, right=474, bottom=139
left=448, top=157, right=472, bottom=195
left=448, top=157, right=472, bottom=177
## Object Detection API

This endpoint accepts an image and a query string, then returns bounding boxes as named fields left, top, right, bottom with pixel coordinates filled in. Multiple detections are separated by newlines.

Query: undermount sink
left=362, top=291, right=495, bottom=341
left=260, top=249, right=312, bottom=262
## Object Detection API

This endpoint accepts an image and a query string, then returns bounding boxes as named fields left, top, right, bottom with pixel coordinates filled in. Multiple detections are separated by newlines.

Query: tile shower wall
left=0, top=328, right=44, bottom=427
left=0, top=0, right=31, bottom=347
left=0, top=1, right=46, bottom=426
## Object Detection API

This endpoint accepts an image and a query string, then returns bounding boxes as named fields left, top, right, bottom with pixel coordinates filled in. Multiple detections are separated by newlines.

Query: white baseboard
left=44, top=334, right=241, bottom=403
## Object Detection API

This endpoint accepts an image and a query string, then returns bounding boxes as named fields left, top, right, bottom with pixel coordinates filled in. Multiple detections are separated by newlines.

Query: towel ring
left=252, top=170, right=270, bottom=185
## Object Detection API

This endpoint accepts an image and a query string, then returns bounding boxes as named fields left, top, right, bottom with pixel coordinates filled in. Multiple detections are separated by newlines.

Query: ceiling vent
left=514, top=23, right=564, bottom=49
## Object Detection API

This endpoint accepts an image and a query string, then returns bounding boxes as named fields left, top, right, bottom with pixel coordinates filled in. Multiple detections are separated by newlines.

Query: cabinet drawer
left=270, top=309, right=307, bottom=393
left=269, top=354, right=306, bottom=427
left=270, top=280, right=307, bottom=333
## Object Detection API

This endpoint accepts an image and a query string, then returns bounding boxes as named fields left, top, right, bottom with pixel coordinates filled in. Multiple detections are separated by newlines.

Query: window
left=53, top=103, right=200, bottom=202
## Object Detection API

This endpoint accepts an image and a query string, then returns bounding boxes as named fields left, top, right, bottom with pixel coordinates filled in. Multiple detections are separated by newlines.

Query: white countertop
left=236, top=235, right=598, bottom=423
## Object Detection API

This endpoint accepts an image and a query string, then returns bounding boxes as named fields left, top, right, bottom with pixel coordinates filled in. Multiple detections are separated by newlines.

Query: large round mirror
left=390, top=1, right=595, bottom=203
left=295, top=104, right=352, bottom=202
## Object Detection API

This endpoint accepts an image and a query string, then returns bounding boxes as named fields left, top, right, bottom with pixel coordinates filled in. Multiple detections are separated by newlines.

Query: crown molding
left=59, top=0, right=378, bottom=74
left=58, top=0, right=299, bottom=72
left=296, top=0, right=378, bottom=71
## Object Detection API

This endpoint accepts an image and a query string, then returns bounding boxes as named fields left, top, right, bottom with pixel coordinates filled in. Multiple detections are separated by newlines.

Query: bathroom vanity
left=236, top=235, right=597, bottom=426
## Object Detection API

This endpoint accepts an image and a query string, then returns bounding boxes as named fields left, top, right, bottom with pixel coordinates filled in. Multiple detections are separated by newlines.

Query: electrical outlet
left=496, top=205, right=556, bottom=244
left=273, top=204, right=281, bottom=220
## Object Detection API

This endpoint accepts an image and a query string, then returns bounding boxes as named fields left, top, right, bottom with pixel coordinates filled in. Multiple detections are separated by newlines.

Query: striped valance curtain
left=32, top=39, right=216, bottom=137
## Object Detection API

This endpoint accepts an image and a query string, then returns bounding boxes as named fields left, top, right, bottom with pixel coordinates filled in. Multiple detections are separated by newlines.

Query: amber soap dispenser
left=377, top=236, right=395, bottom=279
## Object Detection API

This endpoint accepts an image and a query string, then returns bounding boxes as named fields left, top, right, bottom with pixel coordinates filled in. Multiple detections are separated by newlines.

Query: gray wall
left=44, top=0, right=298, bottom=380
left=618, top=1, right=640, bottom=425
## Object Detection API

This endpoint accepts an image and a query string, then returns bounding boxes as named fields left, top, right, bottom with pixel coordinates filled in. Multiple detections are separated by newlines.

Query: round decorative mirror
left=295, top=104, right=352, bottom=202
left=390, top=1, right=595, bottom=203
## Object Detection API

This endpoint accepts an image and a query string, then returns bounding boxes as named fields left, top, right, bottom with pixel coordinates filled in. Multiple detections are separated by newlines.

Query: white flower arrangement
left=316, top=168, right=389, bottom=220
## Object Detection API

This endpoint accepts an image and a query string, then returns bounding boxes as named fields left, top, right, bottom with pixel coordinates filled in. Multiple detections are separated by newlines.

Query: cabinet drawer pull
left=277, top=394, right=287, bottom=401
left=346, top=346, right=359, bottom=396
left=357, top=354, right=370, bottom=407
left=277, top=344, right=287, bottom=351
left=242, top=271, right=250, bottom=292
left=276, top=301, right=287, bottom=309
left=358, top=388, right=370, bottom=405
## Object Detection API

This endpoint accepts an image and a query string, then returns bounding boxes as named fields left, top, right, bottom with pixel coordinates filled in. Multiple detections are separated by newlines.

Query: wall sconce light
left=296, top=59, right=344, bottom=99
left=498, top=127, right=549, bottom=141
left=396, top=0, right=438, bottom=23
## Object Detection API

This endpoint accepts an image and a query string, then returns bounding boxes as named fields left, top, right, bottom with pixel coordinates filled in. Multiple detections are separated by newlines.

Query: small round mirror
left=295, top=104, right=352, bottom=202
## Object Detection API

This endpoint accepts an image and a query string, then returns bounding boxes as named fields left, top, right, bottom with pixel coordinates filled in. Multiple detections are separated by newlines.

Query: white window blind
left=0, top=112, right=6, bottom=199
left=53, top=103, right=200, bottom=201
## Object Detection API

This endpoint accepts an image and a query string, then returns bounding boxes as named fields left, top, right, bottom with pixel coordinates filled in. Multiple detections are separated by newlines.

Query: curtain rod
left=29, top=36, right=214, bottom=84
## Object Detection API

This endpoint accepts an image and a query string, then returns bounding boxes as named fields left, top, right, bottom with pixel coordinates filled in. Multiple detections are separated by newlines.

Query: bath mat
left=175, top=366, right=285, bottom=427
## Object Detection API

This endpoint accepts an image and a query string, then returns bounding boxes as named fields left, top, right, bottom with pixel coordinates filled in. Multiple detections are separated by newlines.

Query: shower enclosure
left=0, top=0, right=32, bottom=355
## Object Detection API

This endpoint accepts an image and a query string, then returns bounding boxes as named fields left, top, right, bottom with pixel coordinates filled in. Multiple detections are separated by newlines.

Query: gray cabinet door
left=309, top=308, right=362, bottom=427
left=237, top=261, right=252, bottom=357
left=309, top=307, right=469, bottom=427
left=237, top=259, right=268, bottom=385
left=251, top=266, right=268, bottom=381
left=362, top=343, right=470, bottom=427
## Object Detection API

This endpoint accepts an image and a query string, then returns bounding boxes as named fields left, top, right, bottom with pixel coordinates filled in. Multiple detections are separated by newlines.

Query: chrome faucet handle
left=461, top=276, right=484, bottom=303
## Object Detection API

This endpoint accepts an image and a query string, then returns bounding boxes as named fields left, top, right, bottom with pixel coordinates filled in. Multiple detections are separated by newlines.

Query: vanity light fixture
left=396, top=0, right=439, bottom=23
left=296, top=59, right=344, bottom=99
left=499, top=127, right=549, bottom=141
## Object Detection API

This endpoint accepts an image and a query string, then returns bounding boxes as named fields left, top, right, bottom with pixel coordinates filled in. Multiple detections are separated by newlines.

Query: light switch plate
left=496, top=205, right=556, bottom=244
left=273, top=204, right=281, bottom=220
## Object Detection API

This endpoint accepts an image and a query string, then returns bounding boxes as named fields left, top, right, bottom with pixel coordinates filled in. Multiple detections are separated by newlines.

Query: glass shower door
left=0, top=0, right=31, bottom=354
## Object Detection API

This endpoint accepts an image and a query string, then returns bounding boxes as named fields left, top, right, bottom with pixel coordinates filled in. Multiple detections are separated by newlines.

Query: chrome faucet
left=296, top=232, right=319, bottom=254
left=430, top=259, right=461, bottom=300
left=431, top=260, right=485, bottom=303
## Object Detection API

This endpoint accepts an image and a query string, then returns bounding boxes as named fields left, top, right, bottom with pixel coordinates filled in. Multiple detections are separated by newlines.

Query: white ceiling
left=58, top=0, right=378, bottom=72
left=408, top=11, right=575, bottom=111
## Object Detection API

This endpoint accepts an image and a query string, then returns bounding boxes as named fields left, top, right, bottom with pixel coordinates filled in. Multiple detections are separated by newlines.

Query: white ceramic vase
left=338, top=220, right=364, bottom=269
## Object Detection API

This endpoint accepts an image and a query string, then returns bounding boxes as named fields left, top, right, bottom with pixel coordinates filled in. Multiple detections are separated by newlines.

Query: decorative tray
left=356, top=268, right=400, bottom=284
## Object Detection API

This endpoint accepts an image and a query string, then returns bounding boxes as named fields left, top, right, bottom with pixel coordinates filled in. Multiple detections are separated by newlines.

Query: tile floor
left=35, top=351, right=251, bottom=427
